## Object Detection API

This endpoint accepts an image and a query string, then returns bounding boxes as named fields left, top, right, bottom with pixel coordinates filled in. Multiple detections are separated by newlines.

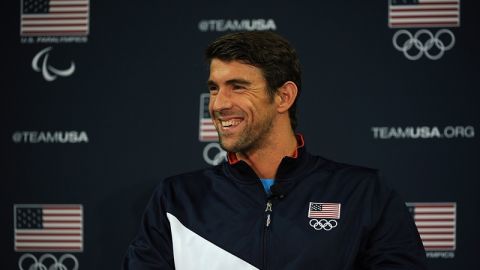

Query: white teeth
left=221, top=120, right=240, bottom=127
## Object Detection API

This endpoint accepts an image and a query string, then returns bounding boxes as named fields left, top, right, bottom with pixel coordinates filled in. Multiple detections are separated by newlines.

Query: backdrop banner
left=1, top=0, right=479, bottom=269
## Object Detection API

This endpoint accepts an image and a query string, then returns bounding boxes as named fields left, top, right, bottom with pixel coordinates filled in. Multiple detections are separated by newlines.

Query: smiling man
left=123, top=32, right=427, bottom=270
left=207, top=58, right=298, bottom=179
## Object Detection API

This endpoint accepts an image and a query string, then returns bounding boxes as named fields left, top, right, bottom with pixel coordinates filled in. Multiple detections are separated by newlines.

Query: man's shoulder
left=314, top=155, right=379, bottom=177
left=308, top=155, right=396, bottom=205
left=308, top=154, right=386, bottom=189
left=149, top=165, right=225, bottom=200
left=162, top=164, right=225, bottom=185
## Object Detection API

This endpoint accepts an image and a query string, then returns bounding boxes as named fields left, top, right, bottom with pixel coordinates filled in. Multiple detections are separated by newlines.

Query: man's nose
left=211, top=88, right=233, bottom=111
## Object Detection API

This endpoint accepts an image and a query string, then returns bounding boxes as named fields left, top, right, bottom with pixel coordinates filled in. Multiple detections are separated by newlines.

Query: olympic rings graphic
left=309, top=219, right=338, bottom=231
left=392, top=29, right=455, bottom=60
left=203, top=142, right=227, bottom=165
left=19, top=253, right=79, bottom=270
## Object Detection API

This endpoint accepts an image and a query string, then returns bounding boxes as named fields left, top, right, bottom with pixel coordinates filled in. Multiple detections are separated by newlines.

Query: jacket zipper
left=263, top=200, right=273, bottom=270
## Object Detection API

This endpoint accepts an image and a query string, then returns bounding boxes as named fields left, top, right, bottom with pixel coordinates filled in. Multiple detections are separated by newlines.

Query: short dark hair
left=205, top=31, right=302, bottom=130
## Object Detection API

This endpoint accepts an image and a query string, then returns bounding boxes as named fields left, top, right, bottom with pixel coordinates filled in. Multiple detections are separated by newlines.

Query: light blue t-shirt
left=260, top=179, right=275, bottom=195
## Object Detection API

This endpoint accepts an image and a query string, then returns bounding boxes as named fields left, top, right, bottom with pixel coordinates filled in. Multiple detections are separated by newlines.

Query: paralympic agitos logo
left=387, top=0, right=460, bottom=60
left=32, top=47, right=76, bottom=82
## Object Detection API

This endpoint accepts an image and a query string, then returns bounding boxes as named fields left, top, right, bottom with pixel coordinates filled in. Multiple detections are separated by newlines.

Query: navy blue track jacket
left=123, top=141, right=427, bottom=270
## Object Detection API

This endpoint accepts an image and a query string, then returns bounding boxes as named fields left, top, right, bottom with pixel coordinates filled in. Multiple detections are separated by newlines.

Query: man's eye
left=232, top=85, right=245, bottom=90
left=209, top=86, right=218, bottom=93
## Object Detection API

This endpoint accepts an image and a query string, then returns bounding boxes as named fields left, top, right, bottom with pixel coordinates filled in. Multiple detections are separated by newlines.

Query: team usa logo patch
left=307, top=202, right=341, bottom=231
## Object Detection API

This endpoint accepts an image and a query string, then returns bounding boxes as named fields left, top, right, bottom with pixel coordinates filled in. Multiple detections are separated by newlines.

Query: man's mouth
left=221, top=119, right=242, bottom=128
left=216, top=117, right=244, bottom=133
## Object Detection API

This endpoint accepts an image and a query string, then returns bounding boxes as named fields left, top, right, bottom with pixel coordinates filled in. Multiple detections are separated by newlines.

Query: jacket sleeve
left=122, top=181, right=175, bottom=270
left=359, top=175, right=428, bottom=270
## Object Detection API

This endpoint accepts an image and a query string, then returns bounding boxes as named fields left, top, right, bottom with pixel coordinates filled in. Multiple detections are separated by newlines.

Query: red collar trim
left=227, top=152, right=240, bottom=165
left=292, top=133, right=305, bottom=158
left=227, top=134, right=305, bottom=165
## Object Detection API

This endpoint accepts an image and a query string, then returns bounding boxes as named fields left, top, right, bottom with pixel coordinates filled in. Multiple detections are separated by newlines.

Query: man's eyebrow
left=207, top=80, right=217, bottom=87
left=225, top=79, right=251, bottom=86
left=207, top=79, right=252, bottom=87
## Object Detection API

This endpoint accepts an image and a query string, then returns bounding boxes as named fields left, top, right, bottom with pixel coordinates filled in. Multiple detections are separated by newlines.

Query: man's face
left=208, top=59, right=277, bottom=153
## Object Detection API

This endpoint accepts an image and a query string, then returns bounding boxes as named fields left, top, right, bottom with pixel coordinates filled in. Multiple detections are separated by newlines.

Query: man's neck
left=236, top=129, right=298, bottom=179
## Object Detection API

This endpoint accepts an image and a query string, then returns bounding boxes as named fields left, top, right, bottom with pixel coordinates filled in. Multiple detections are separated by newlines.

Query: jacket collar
left=223, top=134, right=314, bottom=184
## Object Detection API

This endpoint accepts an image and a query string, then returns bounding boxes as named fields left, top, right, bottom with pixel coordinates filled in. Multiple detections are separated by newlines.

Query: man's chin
left=218, top=140, right=235, bottom=153
left=218, top=136, right=240, bottom=153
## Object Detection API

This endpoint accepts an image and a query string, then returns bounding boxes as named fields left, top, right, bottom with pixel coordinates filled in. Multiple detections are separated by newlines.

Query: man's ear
left=275, top=81, right=298, bottom=113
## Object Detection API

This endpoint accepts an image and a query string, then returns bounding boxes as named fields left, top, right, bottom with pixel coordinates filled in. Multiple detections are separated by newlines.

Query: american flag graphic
left=20, top=0, right=90, bottom=36
left=199, top=93, right=218, bottom=142
left=308, top=202, right=341, bottom=219
left=407, top=202, right=456, bottom=251
left=388, top=0, right=460, bottom=28
left=14, top=204, right=83, bottom=252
